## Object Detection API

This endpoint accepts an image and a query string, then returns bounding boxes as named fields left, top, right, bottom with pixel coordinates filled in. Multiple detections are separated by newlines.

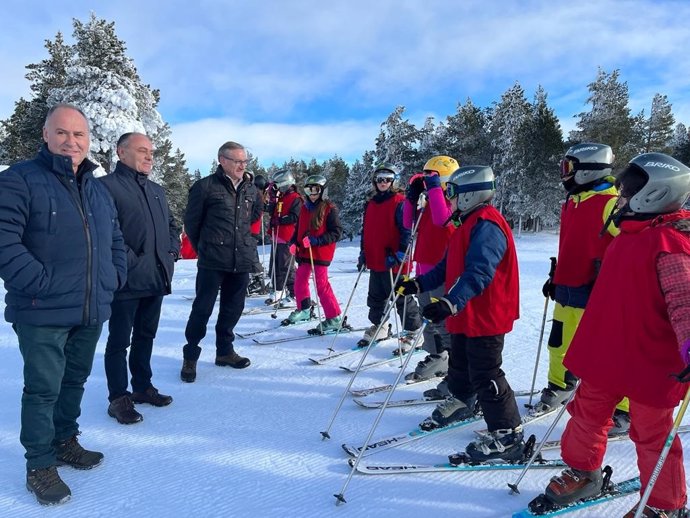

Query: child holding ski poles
left=266, top=169, right=302, bottom=306
left=531, top=154, right=690, bottom=518
left=402, top=155, right=458, bottom=383
left=358, top=163, right=422, bottom=347
left=285, top=175, right=343, bottom=333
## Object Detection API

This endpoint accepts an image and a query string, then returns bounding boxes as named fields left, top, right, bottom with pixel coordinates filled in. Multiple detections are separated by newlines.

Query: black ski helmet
left=254, top=174, right=268, bottom=190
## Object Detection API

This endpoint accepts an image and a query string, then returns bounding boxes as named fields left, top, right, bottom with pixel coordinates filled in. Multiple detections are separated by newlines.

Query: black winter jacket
left=0, top=145, right=127, bottom=326
left=99, top=162, right=180, bottom=300
left=184, top=167, right=261, bottom=272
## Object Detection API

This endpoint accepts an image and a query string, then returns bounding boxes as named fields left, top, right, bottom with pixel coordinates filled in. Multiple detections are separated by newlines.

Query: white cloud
left=169, top=118, right=381, bottom=174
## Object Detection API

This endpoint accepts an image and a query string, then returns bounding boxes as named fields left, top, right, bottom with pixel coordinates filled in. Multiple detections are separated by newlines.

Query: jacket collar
left=114, top=161, right=148, bottom=186
left=37, top=144, right=99, bottom=179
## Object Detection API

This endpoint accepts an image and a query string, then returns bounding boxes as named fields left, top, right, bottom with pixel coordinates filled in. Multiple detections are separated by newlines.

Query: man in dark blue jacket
left=0, top=104, right=127, bottom=505
left=181, top=141, right=261, bottom=382
left=99, top=133, right=180, bottom=425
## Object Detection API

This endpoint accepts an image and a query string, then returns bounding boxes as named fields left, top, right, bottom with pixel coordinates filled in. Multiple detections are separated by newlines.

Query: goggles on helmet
left=559, top=158, right=611, bottom=180
left=304, top=185, right=322, bottom=195
left=444, top=180, right=495, bottom=200
left=375, top=176, right=394, bottom=184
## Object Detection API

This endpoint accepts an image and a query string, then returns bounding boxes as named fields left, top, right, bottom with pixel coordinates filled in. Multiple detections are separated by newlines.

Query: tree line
left=2, top=14, right=690, bottom=234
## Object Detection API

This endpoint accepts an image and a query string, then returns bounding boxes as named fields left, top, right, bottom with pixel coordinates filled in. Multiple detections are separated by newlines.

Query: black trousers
left=104, top=296, right=163, bottom=401
left=366, top=270, right=421, bottom=331
left=447, top=333, right=521, bottom=431
left=269, top=243, right=294, bottom=296
left=183, top=268, right=249, bottom=360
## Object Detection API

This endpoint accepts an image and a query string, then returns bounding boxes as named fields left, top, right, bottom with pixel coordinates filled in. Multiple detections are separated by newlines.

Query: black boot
left=54, top=434, right=104, bottom=469
left=26, top=466, right=71, bottom=505
left=107, top=395, right=143, bottom=425
left=181, top=359, right=197, bottom=383
left=215, top=350, right=251, bottom=369
left=131, top=386, right=173, bottom=407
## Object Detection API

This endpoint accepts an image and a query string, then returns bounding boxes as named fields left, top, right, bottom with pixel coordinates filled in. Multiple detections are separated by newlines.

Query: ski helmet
left=445, top=165, right=495, bottom=213
left=423, top=155, right=460, bottom=188
left=254, top=173, right=268, bottom=190
left=560, top=143, right=614, bottom=186
left=617, top=152, right=690, bottom=214
left=372, top=162, right=400, bottom=188
left=271, top=169, right=295, bottom=193
left=303, top=174, right=327, bottom=196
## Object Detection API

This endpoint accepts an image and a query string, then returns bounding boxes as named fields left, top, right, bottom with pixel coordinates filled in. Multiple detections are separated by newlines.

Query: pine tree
left=374, top=106, right=420, bottom=182
left=672, top=123, right=690, bottom=165
left=641, top=93, right=675, bottom=153
left=158, top=146, right=192, bottom=227
left=341, top=151, right=375, bottom=240
left=322, top=155, right=349, bottom=210
left=441, top=98, right=493, bottom=165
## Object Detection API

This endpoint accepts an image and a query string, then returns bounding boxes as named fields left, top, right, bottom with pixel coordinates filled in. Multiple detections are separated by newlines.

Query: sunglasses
left=304, top=185, right=322, bottom=195
left=375, top=177, right=394, bottom=184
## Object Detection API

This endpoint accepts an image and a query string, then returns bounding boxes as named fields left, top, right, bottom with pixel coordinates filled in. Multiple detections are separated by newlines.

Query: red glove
left=289, top=243, right=297, bottom=255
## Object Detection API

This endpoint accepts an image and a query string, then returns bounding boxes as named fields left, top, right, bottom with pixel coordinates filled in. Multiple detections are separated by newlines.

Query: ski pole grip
left=548, top=257, right=557, bottom=279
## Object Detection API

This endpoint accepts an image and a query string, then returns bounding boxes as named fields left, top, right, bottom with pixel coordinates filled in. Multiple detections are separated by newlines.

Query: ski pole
left=526, top=256, right=557, bottom=408
left=323, top=267, right=366, bottom=355
left=334, top=321, right=428, bottom=505
left=633, top=384, right=690, bottom=518
left=508, top=383, right=579, bottom=495
left=320, top=293, right=401, bottom=440
left=270, top=252, right=295, bottom=319
left=306, top=241, right=324, bottom=333
left=389, top=268, right=404, bottom=366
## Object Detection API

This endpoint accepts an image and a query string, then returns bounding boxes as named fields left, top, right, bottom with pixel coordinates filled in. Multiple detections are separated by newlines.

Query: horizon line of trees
left=2, top=14, right=690, bottom=234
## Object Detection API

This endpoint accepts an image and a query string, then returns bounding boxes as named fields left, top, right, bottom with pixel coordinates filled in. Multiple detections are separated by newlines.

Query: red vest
left=295, top=202, right=336, bottom=264
left=363, top=193, right=405, bottom=272
left=553, top=190, right=617, bottom=287
left=414, top=206, right=454, bottom=265
left=271, top=191, right=301, bottom=242
left=445, top=205, right=519, bottom=336
left=564, top=211, right=690, bottom=408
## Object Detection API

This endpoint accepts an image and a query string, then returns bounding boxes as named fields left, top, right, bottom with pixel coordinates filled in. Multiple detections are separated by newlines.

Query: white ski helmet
left=372, top=162, right=400, bottom=188
left=446, top=165, right=496, bottom=213
left=560, top=143, right=614, bottom=186
left=271, top=169, right=295, bottom=193
left=617, top=152, right=690, bottom=214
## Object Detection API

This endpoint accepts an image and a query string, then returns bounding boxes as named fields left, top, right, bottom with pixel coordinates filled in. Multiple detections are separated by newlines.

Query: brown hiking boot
left=181, top=359, right=197, bottom=383
left=215, top=351, right=251, bottom=369
left=107, top=395, right=144, bottom=425
left=131, top=386, right=173, bottom=407
left=544, top=467, right=603, bottom=505
left=54, top=434, right=104, bottom=470
left=26, top=466, right=71, bottom=505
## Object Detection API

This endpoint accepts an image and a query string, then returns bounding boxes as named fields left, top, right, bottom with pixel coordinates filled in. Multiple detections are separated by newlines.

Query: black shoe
left=215, top=351, right=251, bottom=369
left=132, top=386, right=173, bottom=407
left=26, top=466, right=71, bottom=505
left=181, top=359, right=197, bottom=383
left=107, top=395, right=143, bottom=425
left=54, top=434, right=104, bottom=470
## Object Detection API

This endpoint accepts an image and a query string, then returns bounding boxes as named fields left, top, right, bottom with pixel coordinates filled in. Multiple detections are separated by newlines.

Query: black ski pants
left=447, top=333, right=521, bottom=432
left=367, top=270, right=421, bottom=332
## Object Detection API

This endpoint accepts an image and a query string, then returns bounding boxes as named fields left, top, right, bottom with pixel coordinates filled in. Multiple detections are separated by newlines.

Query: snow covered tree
left=157, top=143, right=192, bottom=227
left=641, top=93, right=675, bottom=153
left=672, top=123, right=690, bottom=165
left=340, top=151, right=376, bottom=240
left=490, top=82, right=532, bottom=223
left=374, top=106, right=420, bottom=181
left=441, top=98, right=493, bottom=166
left=322, top=155, right=349, bottom=211
left=570, top=68, right=639, bottom=169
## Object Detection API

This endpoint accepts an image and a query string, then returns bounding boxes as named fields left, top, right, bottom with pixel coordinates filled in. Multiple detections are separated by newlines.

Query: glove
left=302, top=236, right=312, bottom=248
left=308, top=235, right=320, bottom=247
left=406, top=173, right=425, bottom=203
left=542, top=279, right=555, bottom=300
left=422, top=298, right=454, bottom=323
left=385, top=251, right=405, bottom=269
left=423, top=172, right=441, bottom=190
left=357, top=251, right=366, bottom=272
left=681, top=339, right=690, bottom=366
left=288, top=243, right=297, bottom=256
left=395, top=276, right=420, bottom=296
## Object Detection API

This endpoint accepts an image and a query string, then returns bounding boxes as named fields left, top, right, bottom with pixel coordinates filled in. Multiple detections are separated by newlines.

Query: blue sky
left=2, top=0, right=690, bottom=174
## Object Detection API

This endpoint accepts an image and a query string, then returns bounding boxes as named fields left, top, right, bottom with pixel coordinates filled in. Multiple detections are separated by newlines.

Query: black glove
left=542, top=279, right=556, bottom=300
left=406, top=173, right=425, bottom=203
left=357, top=251, right=366, bottom=272
left=395, top=277, right=420, bottom=296
left=422, top=298, right=454, bottom=323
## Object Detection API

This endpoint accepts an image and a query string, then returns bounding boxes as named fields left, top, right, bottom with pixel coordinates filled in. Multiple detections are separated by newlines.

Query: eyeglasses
left=304, top=185, right=322, bottom=195
left=375, top=177, right=394, bottom=184
left=221, top=155, right=250, bottom=166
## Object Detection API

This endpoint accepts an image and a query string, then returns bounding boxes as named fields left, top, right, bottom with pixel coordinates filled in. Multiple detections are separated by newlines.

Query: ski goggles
left=375, top=176, right=394, bottom=184
left=304, top=185, right=322, bottom=195
left=559, top=158, right=610, bottom=180
left=445, top=180, right=495, bottom=200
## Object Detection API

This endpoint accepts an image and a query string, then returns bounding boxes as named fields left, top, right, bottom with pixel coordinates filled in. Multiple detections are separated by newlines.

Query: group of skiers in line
left=252, top=145, right=690, bottom=518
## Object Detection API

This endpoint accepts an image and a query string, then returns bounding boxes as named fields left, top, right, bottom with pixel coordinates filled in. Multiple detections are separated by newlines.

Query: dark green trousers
left=15, top=323, right=102, bottom=470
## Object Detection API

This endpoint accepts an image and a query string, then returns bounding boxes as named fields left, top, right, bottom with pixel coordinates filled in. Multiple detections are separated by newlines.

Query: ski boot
left=465, top=425, right=525, bottom=463
left=420, top=394, right=477, bottom=431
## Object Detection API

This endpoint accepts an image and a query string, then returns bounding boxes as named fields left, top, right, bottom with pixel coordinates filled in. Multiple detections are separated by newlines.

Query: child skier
left=402, top=155, right=458, bottom=382
left=535, top=153, right=690, bottom=518
left=396, top=165, right=523, bottom=462
left=285, top=175, right=344, bottom=333
left=358, top=163, right=422, bottom=348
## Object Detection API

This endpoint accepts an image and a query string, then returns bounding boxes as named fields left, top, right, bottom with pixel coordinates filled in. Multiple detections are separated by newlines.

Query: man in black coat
left=0, top=104, right=127, bottom=505
left=99, top=132, right=180, bottom=424
left=180, top=141, right=261, bottom=382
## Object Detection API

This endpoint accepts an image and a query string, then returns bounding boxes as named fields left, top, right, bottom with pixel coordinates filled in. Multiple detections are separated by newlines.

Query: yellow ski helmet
left=423, top=155, right=460, bottom=188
